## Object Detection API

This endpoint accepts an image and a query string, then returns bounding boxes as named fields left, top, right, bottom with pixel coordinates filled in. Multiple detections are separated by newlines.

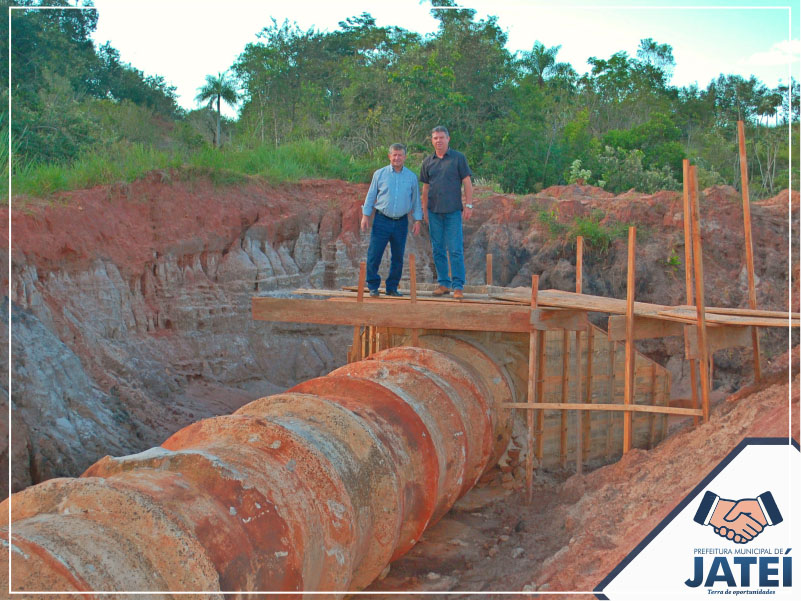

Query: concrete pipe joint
left=1, top=336, right=513, bottom=596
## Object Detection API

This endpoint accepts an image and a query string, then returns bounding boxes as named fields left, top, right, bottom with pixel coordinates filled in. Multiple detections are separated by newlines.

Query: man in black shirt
left=420, top=126, right=474, bottom=300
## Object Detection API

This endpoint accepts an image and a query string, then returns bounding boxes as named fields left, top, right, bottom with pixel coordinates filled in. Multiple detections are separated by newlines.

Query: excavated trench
left=1, top=176, right=796, bottom=596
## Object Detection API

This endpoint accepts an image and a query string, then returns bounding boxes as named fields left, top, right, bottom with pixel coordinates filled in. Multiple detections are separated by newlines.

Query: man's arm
left=361, top=171, right=380, bottom=232
left=462, top=176, right=473, bottom=220
left=411, top=177, right=423, bottom=235
left=421, top=183, right=429, bottom=224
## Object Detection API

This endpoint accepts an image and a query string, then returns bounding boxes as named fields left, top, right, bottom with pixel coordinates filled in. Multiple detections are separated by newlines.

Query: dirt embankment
left=1, top=175, right=796, bottom=500
left=368, top=349, right=799, bottom=596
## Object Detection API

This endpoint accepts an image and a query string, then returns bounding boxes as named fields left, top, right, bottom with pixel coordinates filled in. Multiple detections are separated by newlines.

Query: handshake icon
left=693, top=491, right=783, bottom=544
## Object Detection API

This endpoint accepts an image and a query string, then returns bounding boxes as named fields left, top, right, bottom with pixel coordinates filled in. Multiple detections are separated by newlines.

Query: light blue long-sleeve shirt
left=362, top=165, right=423, bottom=221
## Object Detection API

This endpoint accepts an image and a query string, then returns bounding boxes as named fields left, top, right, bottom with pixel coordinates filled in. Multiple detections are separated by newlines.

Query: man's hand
left=360, top=214, right=369, bottom=233
left=412, top=221, right=421, bottom=236
left=463, top=206, right=473, bottom=221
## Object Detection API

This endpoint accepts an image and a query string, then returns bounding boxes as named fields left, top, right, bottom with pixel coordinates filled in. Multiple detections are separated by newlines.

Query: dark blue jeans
left=366, top=212, right=408, bottom=292
left=428, top=209, right=465, bottom=290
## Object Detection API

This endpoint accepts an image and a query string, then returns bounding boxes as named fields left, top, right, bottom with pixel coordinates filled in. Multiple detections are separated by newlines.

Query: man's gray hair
left=388, top=143, right=407, bottom=154
left=431, top=125, right=450, bottom=136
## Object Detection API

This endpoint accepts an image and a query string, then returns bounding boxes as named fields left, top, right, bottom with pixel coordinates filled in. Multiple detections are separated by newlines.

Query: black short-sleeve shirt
left=420, top=148, right=473, bottom=213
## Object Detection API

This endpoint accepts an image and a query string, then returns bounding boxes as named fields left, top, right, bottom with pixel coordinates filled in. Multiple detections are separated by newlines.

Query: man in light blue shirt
left=360, top=143, right=422, bottom=297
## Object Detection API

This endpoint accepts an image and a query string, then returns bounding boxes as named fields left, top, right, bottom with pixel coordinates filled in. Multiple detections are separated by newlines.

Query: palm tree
left=195, top=71, right=238, bottom=147
left=521, top=42, right=561, bottom=87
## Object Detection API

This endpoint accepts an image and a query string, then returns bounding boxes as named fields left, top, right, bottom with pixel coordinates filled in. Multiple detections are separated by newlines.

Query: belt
left=377, top=210, right=406, bottom=221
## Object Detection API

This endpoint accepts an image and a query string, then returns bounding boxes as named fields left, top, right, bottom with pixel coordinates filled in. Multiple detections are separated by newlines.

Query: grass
left=538, top=208, right=631, bottom=253
left=3, top=139, right=387, bottom=201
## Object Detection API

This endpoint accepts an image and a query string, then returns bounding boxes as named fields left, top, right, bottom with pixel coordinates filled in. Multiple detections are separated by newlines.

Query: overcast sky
left=84, top=0, right=801, bottom=117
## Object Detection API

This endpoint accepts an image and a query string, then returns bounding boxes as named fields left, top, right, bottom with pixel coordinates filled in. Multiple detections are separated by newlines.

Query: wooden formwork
left=355, top=322, right=670, bottom=470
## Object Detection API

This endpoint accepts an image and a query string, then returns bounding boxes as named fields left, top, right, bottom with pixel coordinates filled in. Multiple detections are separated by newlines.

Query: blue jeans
left=428, top=209, right=465, bottom=290
left=366, top=212, right=408, bottom=292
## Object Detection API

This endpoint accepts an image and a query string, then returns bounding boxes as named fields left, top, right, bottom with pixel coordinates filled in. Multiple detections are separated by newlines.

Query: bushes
left=7, top=138, right=389, bottom=198
left=596, top=146, right=680, bottom=193
left=538, top=208, right=630, bottom=253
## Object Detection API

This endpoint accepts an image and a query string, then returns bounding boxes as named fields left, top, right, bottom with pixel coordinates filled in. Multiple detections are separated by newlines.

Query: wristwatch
left=465, top=204, right=473, bottom=209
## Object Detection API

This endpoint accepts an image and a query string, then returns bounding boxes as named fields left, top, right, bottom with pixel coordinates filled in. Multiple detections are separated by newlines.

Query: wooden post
left=689, top=166, right=711, bottom=422
left=560, top=330, right=570, bottom=467
left=574, top=329, right=583, bottom=474
left=623, top=226, right=636, bottom=453
left=536, top=330, right=546, bottom=461
left=352, top=262, right=366, bottom=362
left=737, top=120, right=762, bottom=382
left=409, top=254, right=419, bottom=346
left=648, top=363, right=658, bottom=448
left=682, top=159, right=700, bottom=426
left=486, top=253, right=493, bottom=286
left=606, top=341, right=616, bottom=459
left=526, top=275, right=540, bottom=503
left=583, top=326, right=594, bottom=461
left=574, top=236, right=584, bottom=474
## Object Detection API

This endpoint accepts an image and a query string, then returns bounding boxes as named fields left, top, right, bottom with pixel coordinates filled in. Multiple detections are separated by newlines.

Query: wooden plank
left=253, top=297, right=533, bottom=332
left=660, top=307, right=795, bottom=328
left=526, top=275, right=539, bottom=504
left=684, top=324, right=753, bottom=359
left=501, top=402, right=702, bottom=417
left=307, top=288, right=519, bottom=305
left=623, top=227, right=637, bottom=453
left=531, top=308, right=589, bottom=331
left=704, top=306, right=798, bottom=319
left=738, top=120, right=762, bottom=382
left=491, top=289, right=676, bottom=317
left=410, top=254, right=419, bottom=346
left=690, top=166, right=711, bottom=423
left=607, top=314, right=686, bottom=341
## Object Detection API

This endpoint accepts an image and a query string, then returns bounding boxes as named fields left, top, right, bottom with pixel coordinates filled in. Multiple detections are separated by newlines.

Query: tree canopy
left=4, top=0, right=798, bottom=198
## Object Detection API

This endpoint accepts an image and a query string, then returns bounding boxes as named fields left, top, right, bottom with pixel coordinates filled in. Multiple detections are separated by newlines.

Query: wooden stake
left=560, top=330, right=570, bottom=467
left=737, top=120, right=762, bottom=382
left=526, top=274, right=540, bottom=503
left=486, top=253, right=493, bottom=286
left=352, top=262, right=366, bottom=362
left=623, top=226, right=636, bottom=453
left=648, top=363, right=658, bottom=448
left=583, top=326, right=594, bottom=461
left=574, top=236, right=584, bottom=474
left=682, top=159, right=700, bottom=426
left=536, top=329, right=546, bottom=461
left=689, top=166, right=711, bottom=422
left=606, top=341, right=616, bottom=459
left=574, top=329, right=583, bottom=474
left=410, top=254, right=419, bottom=346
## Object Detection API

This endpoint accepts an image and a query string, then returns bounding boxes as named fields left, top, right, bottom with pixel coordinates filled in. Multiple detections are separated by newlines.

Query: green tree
left=195, top=71, right=238, bottom=147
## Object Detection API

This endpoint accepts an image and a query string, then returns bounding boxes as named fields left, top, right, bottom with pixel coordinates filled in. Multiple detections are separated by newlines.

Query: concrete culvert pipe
left=1, top=336, right=514, bottom=597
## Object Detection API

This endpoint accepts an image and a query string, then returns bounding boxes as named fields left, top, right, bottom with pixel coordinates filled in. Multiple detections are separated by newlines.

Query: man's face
left=389, top=149, right=406, bottom=170
left=431, top=131, right=450, bottom=155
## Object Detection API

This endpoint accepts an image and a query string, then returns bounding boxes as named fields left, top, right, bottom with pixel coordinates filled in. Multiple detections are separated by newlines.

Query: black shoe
left=385, top=290, right=404, bottom=297
left=369, top=289, right=380, bottom=298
